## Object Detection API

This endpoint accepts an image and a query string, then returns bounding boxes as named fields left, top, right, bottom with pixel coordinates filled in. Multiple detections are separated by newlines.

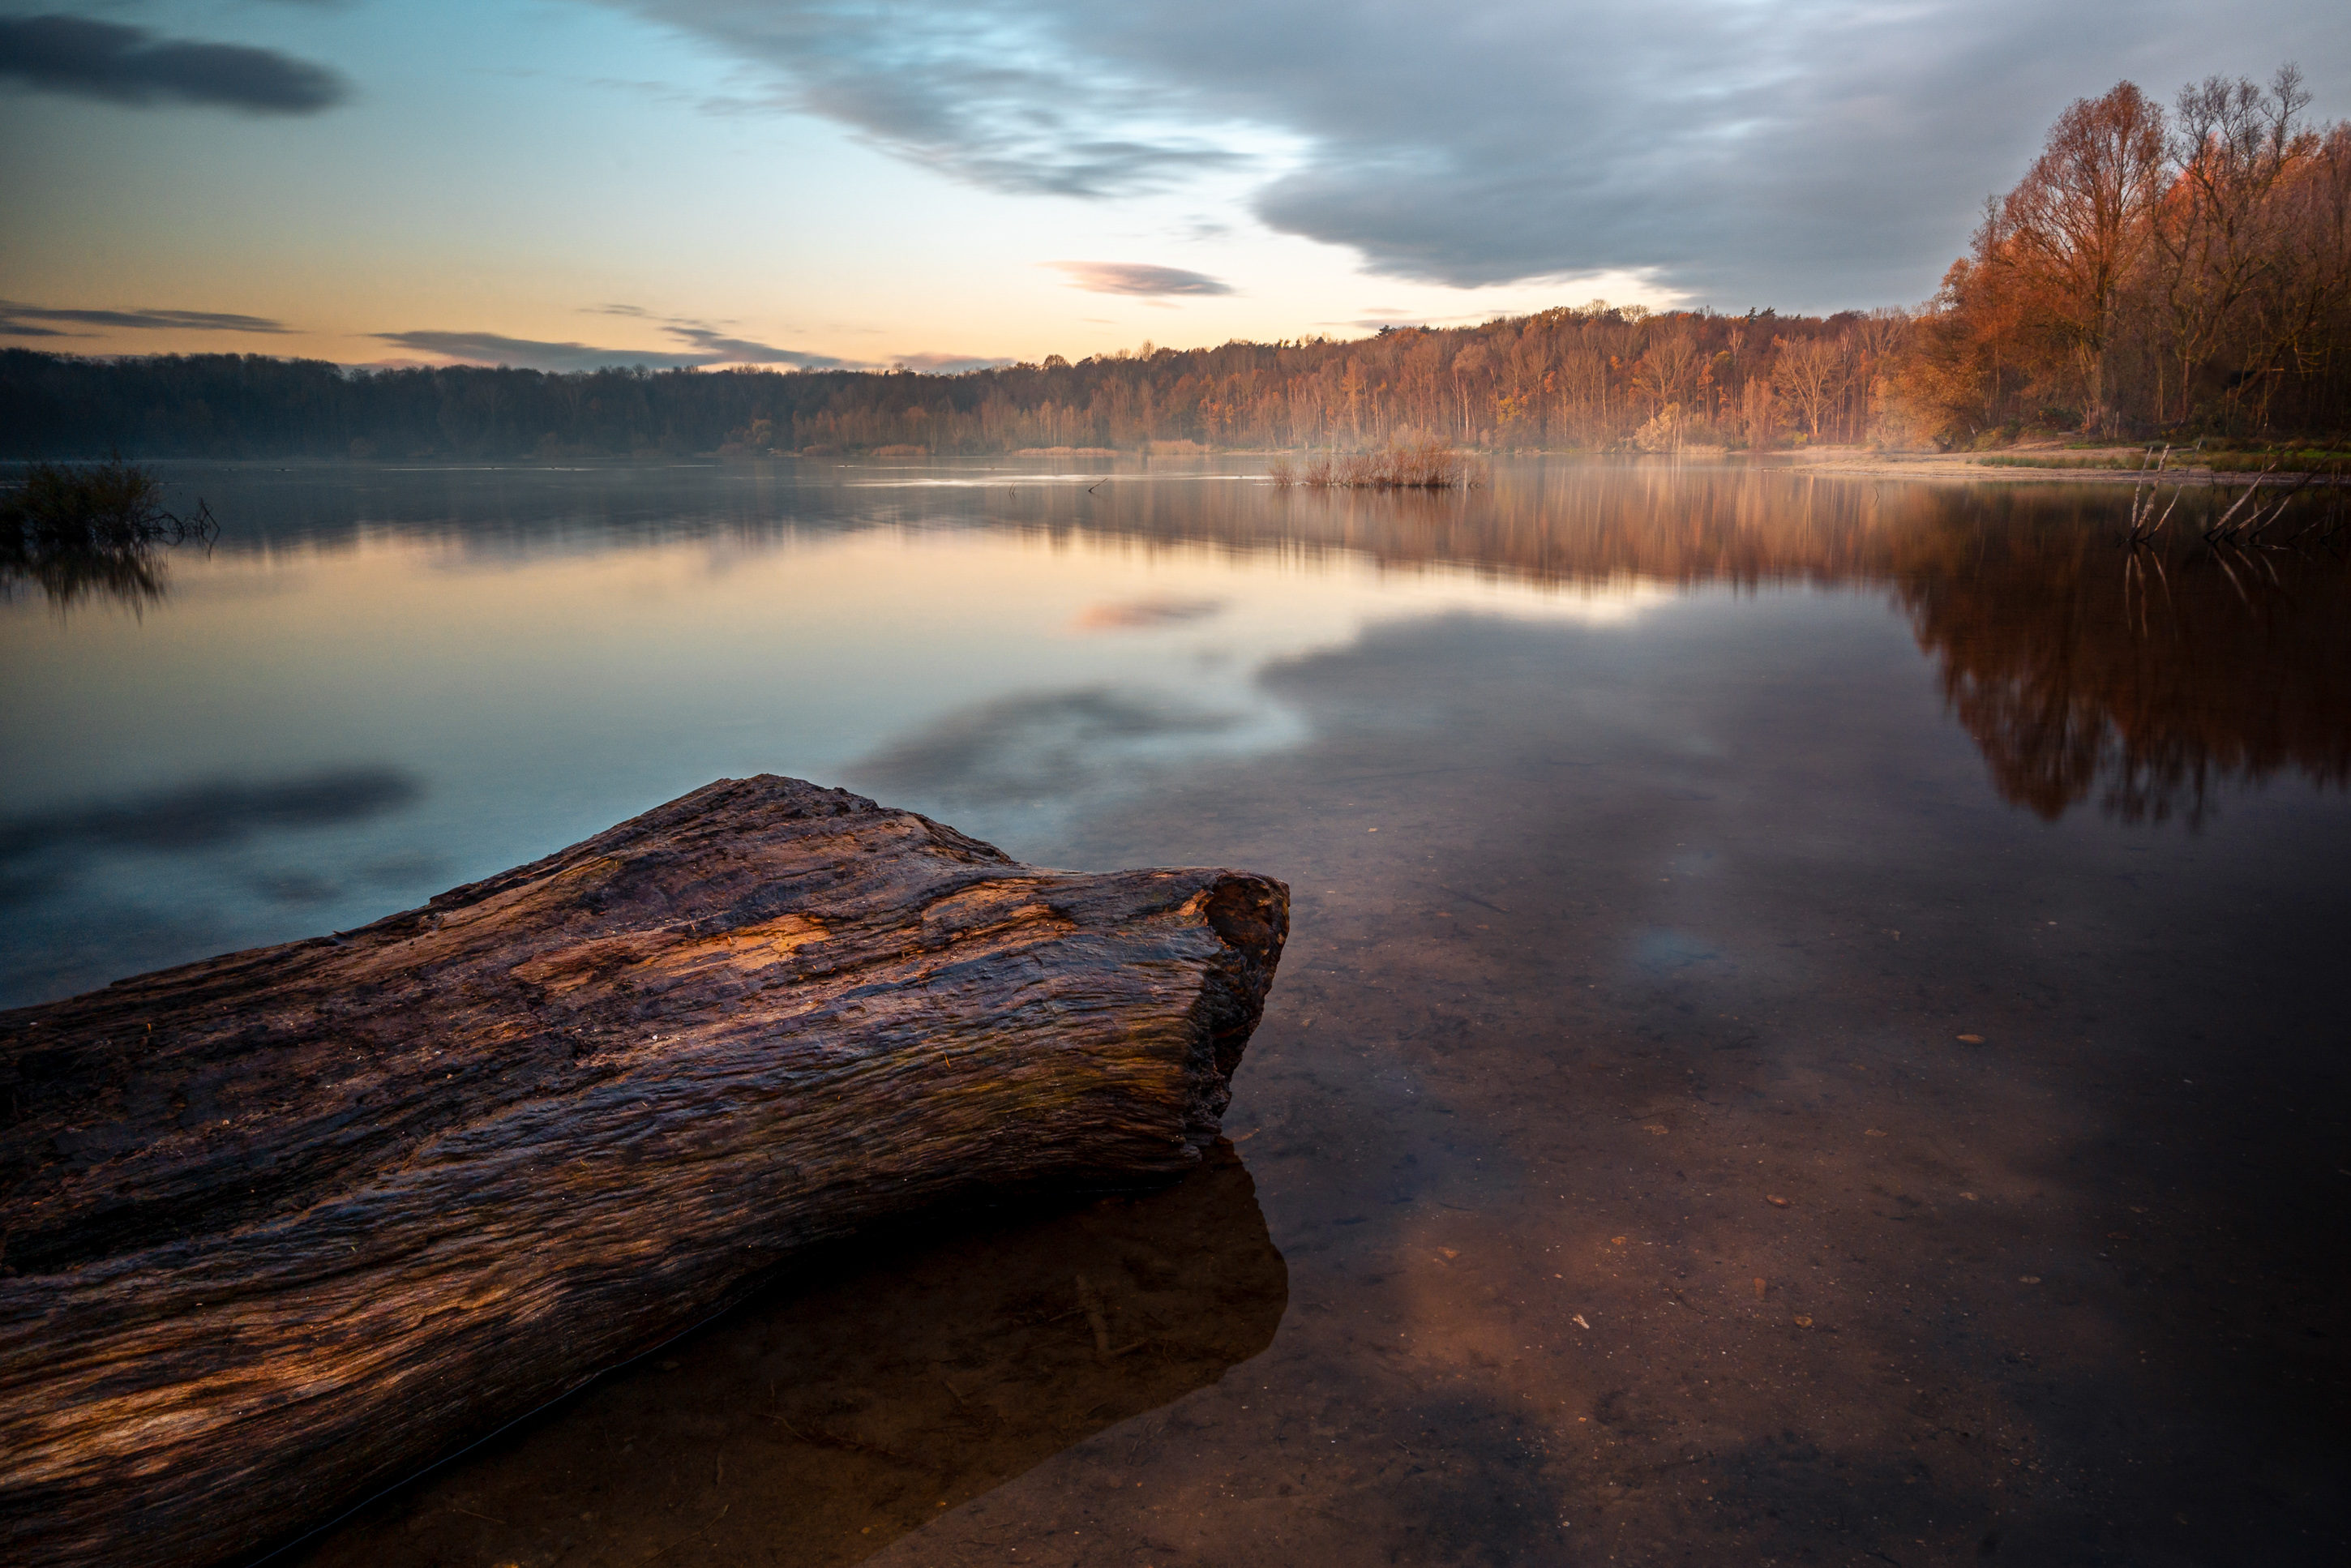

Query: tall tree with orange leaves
left=1997, top=82, right=2169, bottom=433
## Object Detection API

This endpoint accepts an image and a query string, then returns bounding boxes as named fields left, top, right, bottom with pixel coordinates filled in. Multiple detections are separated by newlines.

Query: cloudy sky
left=2, top=1, right=2343, bottom=370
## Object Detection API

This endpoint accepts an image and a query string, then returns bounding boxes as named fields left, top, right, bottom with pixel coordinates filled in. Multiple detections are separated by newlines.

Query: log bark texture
left=0, top=775, right=1289, bottom=1567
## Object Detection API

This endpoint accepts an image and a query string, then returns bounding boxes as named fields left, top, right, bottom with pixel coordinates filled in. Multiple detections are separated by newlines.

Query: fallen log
left=0, top=775, right=1289, bottom=1567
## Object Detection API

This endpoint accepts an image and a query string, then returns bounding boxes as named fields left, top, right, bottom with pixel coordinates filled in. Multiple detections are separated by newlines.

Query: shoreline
left=1688, top=445, right=2351, bottom=485
left=11, top=448, right=2344, bottom=486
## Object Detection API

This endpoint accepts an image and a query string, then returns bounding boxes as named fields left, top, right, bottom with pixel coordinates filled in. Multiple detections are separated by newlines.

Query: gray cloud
left=0, top=14, right=348, bottom=114
left=0, top=299, right=292, bottom=339
left=586, top=306, right=848, bottom=366
left=666, top=324, right=837, bottom=362
left=376, top=323, right=842, bottom=371
left=371, top=330, right=700, bottom=371
left=593, top=2, right=1248, bottom=195
left=1047, top=261, right=1233, bottom=297
left=893, top=351, right=1017, bottom=372
left=599, top=0, right=2349, bottom=308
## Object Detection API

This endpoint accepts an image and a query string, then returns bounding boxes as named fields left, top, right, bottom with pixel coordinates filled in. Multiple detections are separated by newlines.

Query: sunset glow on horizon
left=3, top=1, right=2345, bottom=371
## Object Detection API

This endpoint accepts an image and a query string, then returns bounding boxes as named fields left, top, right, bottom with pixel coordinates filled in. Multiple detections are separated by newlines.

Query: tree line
left=1901, top=66, right=2350, bottom=441
left=0, top=308, right=1914, bottom=461
left=2, top=66, right=2341, bottom=461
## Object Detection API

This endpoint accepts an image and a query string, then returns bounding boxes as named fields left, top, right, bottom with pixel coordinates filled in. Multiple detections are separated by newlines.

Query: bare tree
left=1736, top=376, right=1778, bottom=449
left=1631, top=328, right=1703, bottom=416
left=1450, top=342, right=1492, bottom=441
left=2153, top=67, right=2313, bottom=424
left=1999, top=81, right=2169, bottom=432
left=1773, top=336, right=1847, bottom=439
left=2241, top=119, right=2351, bottom=429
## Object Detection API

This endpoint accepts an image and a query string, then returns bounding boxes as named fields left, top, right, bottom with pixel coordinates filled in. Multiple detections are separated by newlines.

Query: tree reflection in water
left=14, top=455, right=2337, bottom=834
left=127, top=457, right=2338, bottom=825
left=1904, top=512, right=2349, bottom=825
left=1054, top=464, right=2349, bottom=829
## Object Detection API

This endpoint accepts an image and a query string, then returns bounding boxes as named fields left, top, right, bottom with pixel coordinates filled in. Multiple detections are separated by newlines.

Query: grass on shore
left=1975, top=448, right=2351, bottom=475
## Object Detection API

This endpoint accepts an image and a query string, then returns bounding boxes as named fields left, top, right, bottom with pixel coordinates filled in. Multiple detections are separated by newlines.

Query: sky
left=2, top=1, right=2345, bottom=371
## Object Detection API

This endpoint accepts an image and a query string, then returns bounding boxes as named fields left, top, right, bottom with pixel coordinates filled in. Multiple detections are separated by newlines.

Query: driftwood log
left=0, top=775, right=1288, bottom=1567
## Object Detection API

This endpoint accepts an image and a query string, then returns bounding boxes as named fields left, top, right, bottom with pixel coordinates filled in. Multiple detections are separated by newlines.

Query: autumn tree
left=1773, top=336, right=1847, bottom=439
left=2151, top=68, right=2313, bottom=424
left=1897, top=62, right=2348, bottom=443
left=1998, top=81, right=2168, bottom=431
left=1631, top=328, right=1703, bottom=417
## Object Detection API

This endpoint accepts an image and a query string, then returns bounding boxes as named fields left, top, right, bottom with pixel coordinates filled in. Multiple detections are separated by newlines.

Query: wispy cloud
left=594, top=2, right=1261, bottom=198
left=667, top=324, right=836, bottom=362
left=893, top=352, right=1017, bottom=373
left=587, top=306, right=848, bottom=366
left=1313, top=306, right=1529, bottom=331
left=370, top=330, right=702, bottom=371
left=374, top=323, right=844, bottom=371
left=1046, top=261, right=1233, bottom=298
left=0, top=14, right=348, bottom=114
left=0, top=299, right=293, bottom=338
left=380, top=305, right=860, bottom=371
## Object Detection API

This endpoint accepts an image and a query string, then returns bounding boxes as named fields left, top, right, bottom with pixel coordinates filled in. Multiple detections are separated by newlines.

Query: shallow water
left=6, top=457, right=2348, bottom=1565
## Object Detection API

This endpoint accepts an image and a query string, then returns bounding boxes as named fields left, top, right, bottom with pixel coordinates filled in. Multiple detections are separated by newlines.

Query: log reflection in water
left=284, top=1140, right=1284, bottom=1568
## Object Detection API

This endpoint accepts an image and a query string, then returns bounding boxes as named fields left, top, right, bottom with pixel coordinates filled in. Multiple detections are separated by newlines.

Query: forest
left=2, top=67, right=2342, bottom=461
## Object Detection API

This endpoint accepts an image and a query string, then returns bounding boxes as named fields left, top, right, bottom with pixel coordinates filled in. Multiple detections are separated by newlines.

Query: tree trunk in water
left=0, top=776, right=1289, bottom=1567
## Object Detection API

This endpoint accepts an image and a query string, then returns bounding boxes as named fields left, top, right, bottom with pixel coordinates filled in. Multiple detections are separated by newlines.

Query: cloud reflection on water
left=852, top=687, right=1240, bottom=807
left=1069, top=594, right=1224, bottom=630
left=0, top=767, right=422, bottom=861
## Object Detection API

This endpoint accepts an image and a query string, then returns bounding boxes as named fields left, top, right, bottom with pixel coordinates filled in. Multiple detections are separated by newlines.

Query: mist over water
left=6, top=456, right=2346, bottom=1564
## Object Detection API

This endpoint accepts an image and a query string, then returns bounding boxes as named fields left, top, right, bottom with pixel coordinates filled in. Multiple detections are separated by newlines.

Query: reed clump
left=2, top=457, right=215, bottom=607
left=2, top=456, right=213, bottom=546
left=1269, top=441, right=1481, bottom=490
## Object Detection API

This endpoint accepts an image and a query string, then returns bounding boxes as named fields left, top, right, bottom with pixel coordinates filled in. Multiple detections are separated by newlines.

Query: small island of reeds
left=1268, top=441, right=1481, bottom=490
left=2, top=456, right=216, bottom=607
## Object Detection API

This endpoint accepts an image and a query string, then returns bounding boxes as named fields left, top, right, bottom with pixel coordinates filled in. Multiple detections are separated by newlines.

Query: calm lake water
left=6, top=457, right=2348, bottom=1566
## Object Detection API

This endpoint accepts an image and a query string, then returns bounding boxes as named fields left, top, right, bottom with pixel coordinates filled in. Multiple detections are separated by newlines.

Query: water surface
left=5, top=457, right=2346, bottom=1566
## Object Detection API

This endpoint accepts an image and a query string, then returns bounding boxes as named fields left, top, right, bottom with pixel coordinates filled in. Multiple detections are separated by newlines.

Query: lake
left=5, top=456, right=2347, bottom=1566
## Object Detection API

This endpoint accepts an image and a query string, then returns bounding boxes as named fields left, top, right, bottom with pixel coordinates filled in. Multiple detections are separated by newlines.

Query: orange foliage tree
left=1902, top=66, right=2351, bottom=444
